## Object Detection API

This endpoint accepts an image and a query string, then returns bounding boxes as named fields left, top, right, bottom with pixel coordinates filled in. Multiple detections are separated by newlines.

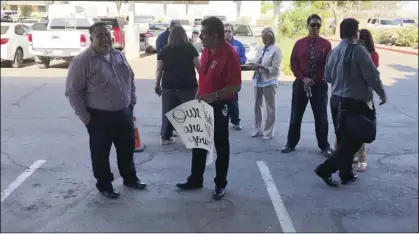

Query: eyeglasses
left=224, top=30, right=232, bottom=33
left=310, top=23, right=322, bottom=28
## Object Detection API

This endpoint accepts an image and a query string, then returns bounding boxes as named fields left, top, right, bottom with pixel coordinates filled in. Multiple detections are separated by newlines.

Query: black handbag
left=338, top=44, right=377, bottom=144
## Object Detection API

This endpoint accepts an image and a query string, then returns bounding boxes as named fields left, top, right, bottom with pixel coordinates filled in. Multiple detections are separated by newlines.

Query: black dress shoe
left=281, top=145, right=295, bottom=153
left=212, top=187, right=225, bottom=200
left=314, top=168, right=339, bottom=187
left=124, top=180, right=147, bottom=190
left=176, top=181, right=203, bottom=190
left=96, top=185, right=120, bottom=199
left=322, top=148, right=333, bottom=158
left=341, top=174, right=358, bottom=185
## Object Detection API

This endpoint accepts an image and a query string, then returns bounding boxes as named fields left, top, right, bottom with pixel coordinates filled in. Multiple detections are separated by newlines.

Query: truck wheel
left=37, top=57, right=50, bottom=69
left=12, top=48, right=24, bottom=68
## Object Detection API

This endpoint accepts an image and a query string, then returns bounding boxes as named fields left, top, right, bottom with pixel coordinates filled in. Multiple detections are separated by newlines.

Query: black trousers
left=161, top=87, right=196, bottom=140
left=228, top=93, right=240, bottom=125
left=316, top=95, right=364, bottom=179
left=86, top=107, right=138, bottom=190
left=286, top=80, right=330, bottom=150
left=188, top=101, right=230, bottom=188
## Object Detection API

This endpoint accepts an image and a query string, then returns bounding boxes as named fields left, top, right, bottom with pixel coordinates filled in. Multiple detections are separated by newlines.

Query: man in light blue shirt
left=224, top=23, right=246, bottom=130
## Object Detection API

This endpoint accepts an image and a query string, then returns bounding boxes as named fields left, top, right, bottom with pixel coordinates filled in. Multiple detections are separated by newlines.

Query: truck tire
left=11, top=48, right=24, bottom=68
left=37, top=57, right=50, bottom=69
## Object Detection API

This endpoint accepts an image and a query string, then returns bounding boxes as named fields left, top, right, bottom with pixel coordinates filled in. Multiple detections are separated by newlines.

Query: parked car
left=228, top=22, right=259, bottom=63
left=3, top=10, right=21, bottom=22
left=18, top=18, right=45, bottom=27
left=203, top=15, right=227, bottom=22
left=134, top=15, right=155, bottom=32
left=98, top=17, right=126, bottom=51
left=140, top=31, right=156, bottom=53
left=366, top=18, right=401, bottom=29
left=28, top=16, right=96, bottom=68
left=192, top=18, right=202, bottom=33
left=394, top=18, right=417, bottom=27
left=173, top=19, right=193, bottom=39
left=1, top=15, right=13, bottom=22
left=31, top=21, right=48, bottom=31
left=1, top=22, right=33, bottom=67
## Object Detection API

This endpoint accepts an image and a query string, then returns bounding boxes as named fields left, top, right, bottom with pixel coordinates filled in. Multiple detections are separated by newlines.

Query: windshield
left=380, top=19, right=398, bottom=25
left=135, top=16, right=154, bottom=23
left=178, top=20, right=190, bottom=25
left=404, top=19, right=415, bottom=24
left=150, top=23, right=169, bottom=30
left=204, top=16, right=226, bottom=21
left=49, top=18, right=92, bottom=29
left=100, top=19, right=118, bottom=28
left=1, top=25, right=9, bottom=34
left=31, top=23, right=47, bottom=31
left=21, top=19, right=38, bottom=23
left=233, top=24, right=252, bottom=36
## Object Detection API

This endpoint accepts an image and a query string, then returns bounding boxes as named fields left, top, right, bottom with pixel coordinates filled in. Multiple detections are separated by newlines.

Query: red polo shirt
left=197, top=42, right=242, bottom=101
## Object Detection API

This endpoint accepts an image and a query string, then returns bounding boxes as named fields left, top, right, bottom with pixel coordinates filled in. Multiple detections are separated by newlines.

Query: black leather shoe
left=314, top=168, right=339, bottom=187
left=124, top=180, right=147, bottom=190
left=212, top=187, right=225, bottom=200
left=341, top=174, right=358, bottom=185
left=96, top=185, right=120, bottom=199
left=281, top=145, right=295, bottom=153
left=322, top=148, right=333, bottom=158
left=176, top=181, right=203, bottom=190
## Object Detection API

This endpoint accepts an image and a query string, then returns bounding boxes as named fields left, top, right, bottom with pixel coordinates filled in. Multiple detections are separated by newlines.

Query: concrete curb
left=326, top=38, right=418, bottom=56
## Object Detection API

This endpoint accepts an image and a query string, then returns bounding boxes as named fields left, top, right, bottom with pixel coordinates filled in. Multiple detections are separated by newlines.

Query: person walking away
left=65, top=22, right=147, bottom=199
left=281, top=14, right=333, bottom=157
left=176, top=17, right=242, bottom=200
left=155, top=26, right=201, bottom=145
left=156, top=20, right=181, bottom=138
left=333, top=28, right=379, bottom=172
left=251, top=27, right=282, bottom=140
left=224, top=23, right=247, bottom=131
left=315, top=18, right=387, bottom=187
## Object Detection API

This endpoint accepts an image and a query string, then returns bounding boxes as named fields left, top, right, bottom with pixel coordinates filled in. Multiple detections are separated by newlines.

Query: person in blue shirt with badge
left=224, top=23, right=246, bottom=130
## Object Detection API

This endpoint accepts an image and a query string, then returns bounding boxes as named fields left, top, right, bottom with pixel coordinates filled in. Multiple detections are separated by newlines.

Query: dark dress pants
left=228, top=93, right=240, bottom=125
left=316, top=95, right=364, bottom=179
left=86, top=107, right=138, bottom=190
left=188, top=101, right=230, bottom=188
left=161, top=87, right=197, bottom=140
left=285, top=80, right=330, bottom=150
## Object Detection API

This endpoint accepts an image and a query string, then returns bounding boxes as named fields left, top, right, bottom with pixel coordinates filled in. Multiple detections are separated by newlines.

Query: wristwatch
left=215, top=91, right=220, bottom=100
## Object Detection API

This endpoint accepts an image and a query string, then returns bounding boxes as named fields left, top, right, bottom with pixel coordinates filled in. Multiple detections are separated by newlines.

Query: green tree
left=21, top=5, right=33, bottom=17
left=260, top=1, right=273, bottom=14
left=1, top=1, right=8, bottom=10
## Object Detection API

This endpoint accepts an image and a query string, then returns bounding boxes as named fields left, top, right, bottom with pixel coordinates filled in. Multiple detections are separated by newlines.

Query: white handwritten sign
left=165, top=100, right=215, bottom=165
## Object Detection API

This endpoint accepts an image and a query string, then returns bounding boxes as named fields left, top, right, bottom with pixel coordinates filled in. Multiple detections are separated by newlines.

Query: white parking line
left=1, top=160, right=46, bottom=203
left=257, top=161, right=296, bottom=233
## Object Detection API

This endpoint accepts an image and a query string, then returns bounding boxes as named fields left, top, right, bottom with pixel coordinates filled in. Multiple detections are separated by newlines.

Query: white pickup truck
left=28, top=16, right=97, bottom=68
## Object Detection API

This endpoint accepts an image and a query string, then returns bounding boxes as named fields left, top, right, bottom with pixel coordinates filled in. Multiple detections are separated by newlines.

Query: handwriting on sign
left=172, top=107, right=202, bottom=124
left=189, top=135, right=212, bottom=147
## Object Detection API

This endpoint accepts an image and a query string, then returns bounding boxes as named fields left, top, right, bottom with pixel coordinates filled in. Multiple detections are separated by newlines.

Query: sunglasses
left=310, top=23, right=322, bottom=28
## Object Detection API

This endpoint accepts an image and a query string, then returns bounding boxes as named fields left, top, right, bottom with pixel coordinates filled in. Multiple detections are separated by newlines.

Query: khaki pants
left=254, top=85, right=276, bottom=138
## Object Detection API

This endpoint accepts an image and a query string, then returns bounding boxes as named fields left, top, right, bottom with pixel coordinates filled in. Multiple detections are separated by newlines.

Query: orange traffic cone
left=133, top=116, right=146, bottom=152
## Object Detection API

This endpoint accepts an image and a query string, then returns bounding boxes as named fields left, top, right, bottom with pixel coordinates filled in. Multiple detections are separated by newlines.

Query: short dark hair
left=340, top=18, right=359, bottom=39
left=201, top=16, right=224, bottom=41
left=89, top=22, right=109, bottom=34
left=224, top=23, right=234, bottom=31
left=359, top=29, right=375, bottom=52
left=307, top=14, right=321, bottom=26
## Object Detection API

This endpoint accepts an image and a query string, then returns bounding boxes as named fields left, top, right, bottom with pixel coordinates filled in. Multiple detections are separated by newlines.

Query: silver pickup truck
left=28, top=17, right=98, bottom=69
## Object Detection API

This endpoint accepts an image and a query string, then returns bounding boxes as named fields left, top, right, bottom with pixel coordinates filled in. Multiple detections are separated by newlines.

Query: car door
left=14, top=24, right=30, bottom=59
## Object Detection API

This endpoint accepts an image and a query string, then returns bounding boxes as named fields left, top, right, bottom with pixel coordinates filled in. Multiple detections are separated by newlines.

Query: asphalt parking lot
left=1, top=46, right=418, bottom=232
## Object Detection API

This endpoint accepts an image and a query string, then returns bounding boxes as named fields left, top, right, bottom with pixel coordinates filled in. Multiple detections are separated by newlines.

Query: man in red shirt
left=176, top=17, right=242, bottom=200
left=282, top=14, right=333, bottom=157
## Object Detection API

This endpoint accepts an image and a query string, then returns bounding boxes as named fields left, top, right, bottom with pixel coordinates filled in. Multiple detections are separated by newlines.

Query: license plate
left=52, top=50, right=62, bottom=55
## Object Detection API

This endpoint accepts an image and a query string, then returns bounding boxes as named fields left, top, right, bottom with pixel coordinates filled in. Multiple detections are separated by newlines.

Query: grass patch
left=278, top=37, right=295, bottom=76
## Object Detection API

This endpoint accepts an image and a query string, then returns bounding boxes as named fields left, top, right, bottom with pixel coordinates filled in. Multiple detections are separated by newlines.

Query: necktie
left=308, top=39, right=316, bottom=79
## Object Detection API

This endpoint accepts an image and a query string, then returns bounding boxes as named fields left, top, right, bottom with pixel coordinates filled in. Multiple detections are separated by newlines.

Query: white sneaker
left=160, top=138, right=176, bottom=145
